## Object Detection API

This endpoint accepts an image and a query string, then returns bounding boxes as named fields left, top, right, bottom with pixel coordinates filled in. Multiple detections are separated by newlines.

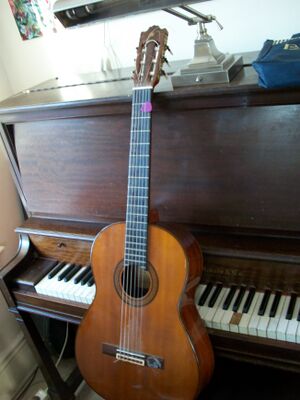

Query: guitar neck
left=124, top=87, right=153, bottom=269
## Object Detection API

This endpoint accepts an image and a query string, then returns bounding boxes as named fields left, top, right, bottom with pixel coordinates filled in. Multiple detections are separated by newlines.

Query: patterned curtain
left=8, top=0, right=58, bottom=40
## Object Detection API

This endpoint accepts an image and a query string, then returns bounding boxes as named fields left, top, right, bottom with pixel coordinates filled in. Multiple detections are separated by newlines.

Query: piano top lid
left=0, top=55, right=263, bottom=117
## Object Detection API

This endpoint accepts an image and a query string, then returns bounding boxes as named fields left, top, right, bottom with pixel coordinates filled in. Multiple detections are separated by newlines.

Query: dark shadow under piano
left=201, top=357, right=299, bottom=400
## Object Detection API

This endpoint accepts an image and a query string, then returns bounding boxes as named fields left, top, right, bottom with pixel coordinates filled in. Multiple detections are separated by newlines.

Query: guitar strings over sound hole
left=114, top=261, right=159, bottom=306
left=121, top=265, right=151, bottom=299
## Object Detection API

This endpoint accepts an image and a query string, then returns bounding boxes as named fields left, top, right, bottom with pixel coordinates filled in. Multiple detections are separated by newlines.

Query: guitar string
left=128, top=86, right=143, bottom=354
left=134, top=87, right=143, bottom=353
left=136, top=86, right=147, bottom=353
left=127, top=87, right=139, bottom=353
left=120, top=86, right=137, bottom=353
left=120, top=86, right=151, bottom=355
left=140, top=87, right=150, bottom=353
left=130, top=86, right=140, bottom=353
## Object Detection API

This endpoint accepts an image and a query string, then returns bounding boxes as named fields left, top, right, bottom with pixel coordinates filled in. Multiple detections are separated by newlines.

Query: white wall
left=0, top=57, right=12, bottom=101
left=0, top=36, right=36, bottom=396
left=0, top=0, right=300, bottom=95
left=0, top=141, right=36, bottom=399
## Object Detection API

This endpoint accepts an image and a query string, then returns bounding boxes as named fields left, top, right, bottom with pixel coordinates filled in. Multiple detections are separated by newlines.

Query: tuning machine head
left=165, top=45, right=173, bottom=55
left=160, top=69, right=168, bottom=79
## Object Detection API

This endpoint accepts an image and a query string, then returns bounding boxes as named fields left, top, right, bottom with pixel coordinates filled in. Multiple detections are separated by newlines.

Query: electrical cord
left=55, top=322, right=69, bottom=368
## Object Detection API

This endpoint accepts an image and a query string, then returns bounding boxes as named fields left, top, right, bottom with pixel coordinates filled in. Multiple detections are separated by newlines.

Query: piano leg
left=15, top=310, right=77, bottom=400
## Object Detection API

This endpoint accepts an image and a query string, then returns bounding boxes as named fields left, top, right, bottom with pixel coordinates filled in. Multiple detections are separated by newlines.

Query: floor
left=20, top=357, right=299, bottom=400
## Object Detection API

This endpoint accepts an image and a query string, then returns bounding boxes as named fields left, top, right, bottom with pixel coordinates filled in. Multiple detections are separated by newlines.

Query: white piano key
left=66, top=266, right=89, bottom=301
left=70, top=267, right=92, bottom=302
left=85, top=285, right=96, bottom=304
left=220, top=289, right=240, bottom=331
left=211, top=287, right=231, bottom=329
left=286, top=297, right=300, bottom=343
left=296, top=321, right=300, bottom=344
left=247, top=292, right=265, bottom=336
left=50, top=263, right=73, bottom=299
left=204, top=287, right=228, bottom=328
left=276, top=296, right=291, bottom=341
left=199, top=287, right=216, bottom=320
left=229, top=289, right=250, bottom=333
left=195, top=284, right=212, bottom=320
left=35, top=263, right=70, bottom=296
left=74, top=283, right=90, bottom=303
left=257, top=293, right=275, bottom=338
left=62, top=267, right=86, bottom=301
left=266, top=295, right=287, bottom=339
left=195, top=284, right=206, bottom=308
left=79, top=284, right=94, bottom=304
left=238, top=292, right=260, bottom=335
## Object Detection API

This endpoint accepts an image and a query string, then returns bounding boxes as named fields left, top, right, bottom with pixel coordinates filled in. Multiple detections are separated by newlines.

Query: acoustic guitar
left=75, top=26, right=214, bottom=400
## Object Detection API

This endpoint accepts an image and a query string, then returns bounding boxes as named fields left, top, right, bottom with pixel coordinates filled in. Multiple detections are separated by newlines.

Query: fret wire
left=128, top=166, right=149, bottom=169
left=126, top=229, right=147, bottom=233
left=127, top=210, right=148, bottom=214
left=125, top=87, right=152, bottom=265
left=128, top=175, right=149, bottom=179
left=125, top=246, right=147, bottom=251
left=124, top=254, right=146, bottom=259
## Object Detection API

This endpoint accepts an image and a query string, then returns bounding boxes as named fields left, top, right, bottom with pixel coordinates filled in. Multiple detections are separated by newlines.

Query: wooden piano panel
left=29, top=235, right=92, bottom=266
left=14, top=104, right=300, bottom=231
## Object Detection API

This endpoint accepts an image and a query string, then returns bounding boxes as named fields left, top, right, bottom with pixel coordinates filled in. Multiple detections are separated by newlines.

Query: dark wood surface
left=7, top=99, right=300, bottom=233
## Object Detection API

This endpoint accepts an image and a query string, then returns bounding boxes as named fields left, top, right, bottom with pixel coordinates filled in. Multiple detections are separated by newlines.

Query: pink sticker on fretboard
left=140, top=101, right=152, bottom=113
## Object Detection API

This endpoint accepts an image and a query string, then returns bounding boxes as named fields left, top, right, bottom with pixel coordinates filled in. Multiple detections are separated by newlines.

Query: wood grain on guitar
left=75, top=26, right=214, bottom=399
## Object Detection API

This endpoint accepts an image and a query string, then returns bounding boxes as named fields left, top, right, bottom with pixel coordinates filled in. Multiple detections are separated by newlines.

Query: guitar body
left=76, top=222, right=214, bottom=400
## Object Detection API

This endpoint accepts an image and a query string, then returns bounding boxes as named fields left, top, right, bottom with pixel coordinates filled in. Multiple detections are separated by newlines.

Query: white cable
left=55, top=322, right=69, bottom=368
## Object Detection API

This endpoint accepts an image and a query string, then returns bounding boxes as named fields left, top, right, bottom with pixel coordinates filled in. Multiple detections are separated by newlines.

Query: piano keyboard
left=35, top=262, right=95, bottom=304
left=196, top=283, right=300, bottom=344
left=34, top=262, right=300, bottom=344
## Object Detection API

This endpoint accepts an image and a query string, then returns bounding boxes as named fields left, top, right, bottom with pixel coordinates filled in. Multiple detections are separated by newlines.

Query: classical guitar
left=75, top=26, right=214, bottom=400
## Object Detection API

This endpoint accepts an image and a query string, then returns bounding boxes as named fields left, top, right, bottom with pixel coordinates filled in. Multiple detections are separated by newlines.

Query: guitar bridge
left=116, top=349, right=145, bottom=366
left=102, top=343, right=164, bottom=369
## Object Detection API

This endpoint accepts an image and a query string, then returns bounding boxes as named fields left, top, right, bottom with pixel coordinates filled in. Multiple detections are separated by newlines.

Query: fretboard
left=124, top=87, right=153, bottom=270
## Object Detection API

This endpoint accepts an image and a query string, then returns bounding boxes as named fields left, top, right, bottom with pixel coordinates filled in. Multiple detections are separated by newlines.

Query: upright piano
left=0, top=61, right=299, bottom=399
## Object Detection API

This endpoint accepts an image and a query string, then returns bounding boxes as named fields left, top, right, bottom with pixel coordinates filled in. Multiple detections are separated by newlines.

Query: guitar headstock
left=133, top=26, right=169, bottom=89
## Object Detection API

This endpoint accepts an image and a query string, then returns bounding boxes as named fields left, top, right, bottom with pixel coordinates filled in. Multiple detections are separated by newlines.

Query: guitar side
left=75, top=223, right=214, bottom=400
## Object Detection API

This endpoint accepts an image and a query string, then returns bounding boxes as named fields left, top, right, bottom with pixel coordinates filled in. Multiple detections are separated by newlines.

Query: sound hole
left=121, top=265, right=151, bottom=299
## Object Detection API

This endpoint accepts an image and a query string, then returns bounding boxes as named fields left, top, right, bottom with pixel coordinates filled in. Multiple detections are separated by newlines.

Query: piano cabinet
left=0, top=67, right=300, bottom=399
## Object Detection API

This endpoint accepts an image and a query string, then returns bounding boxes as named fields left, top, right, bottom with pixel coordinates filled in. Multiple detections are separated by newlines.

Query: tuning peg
left=165, top=45, right=173, bottom=55
left=161, top=70, right=168, bottom=79
left=163, top=56, right=170, bottom=66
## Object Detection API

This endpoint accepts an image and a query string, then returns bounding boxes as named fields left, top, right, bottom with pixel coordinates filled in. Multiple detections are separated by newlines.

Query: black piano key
left=258, top=290, right=271, bottom=316
left=222, top=286, right=237, bottom=310
left=81, top=270, right=93, bottom=286
left=64, top=264, right=81, bottom=282
left=232, top=286, right=246, bottom=312
left=297, top=307, right=300, bottom=322
left=198, top=283, right=213, bottom=306
left=242, top=287, right=256, bottom=313
left=48, top=262, right=65, bottom=279
left=87, top=276, right=95, bottom=287
left=269, top=291, right=281, bottom=318
left=57, top=264, right=74, bottom=281
left=208, top=284, right=222, bottom=308
left=74, top=265, right=91, bottom=284
left=286, top=293, right=297, bottom=320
